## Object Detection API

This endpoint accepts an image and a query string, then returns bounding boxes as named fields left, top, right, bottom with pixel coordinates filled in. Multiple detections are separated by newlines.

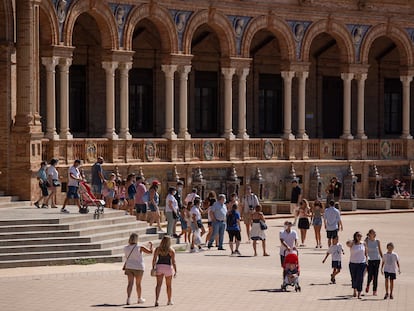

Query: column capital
left=118, top=62, right=133, bottom=72
left=355, top=73, right=367, bottom=82
left=281, top=71, right=295, bottom=81
left=58, top=57, right=72, bottom=70
left=178, top=65, right=192, bottom=76
left=400, top=75, right=413, bottom=85
left=41, top=56, right=59, bottom=71
left=236, top=68, right=250, bottom=80
left=341, top=72, right=354, bottom=81
left=161, top=64, right=178, bottom=78
left=221, top=67, right=236, bottom=79
left=102, top=61, right=119, bottom=74
left=296, top=71, right=309, bottom=79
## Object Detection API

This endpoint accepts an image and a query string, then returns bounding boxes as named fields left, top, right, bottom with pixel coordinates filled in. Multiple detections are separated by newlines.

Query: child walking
left=381, top=242, right=401, bottom=299
left=322, top=235, right=345, bottom=284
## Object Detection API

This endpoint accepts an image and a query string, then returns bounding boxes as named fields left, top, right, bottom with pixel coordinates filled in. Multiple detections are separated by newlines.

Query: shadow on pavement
left=250, top=288, right=287, bottom=293
left=318, top=295, right=353, bottom=301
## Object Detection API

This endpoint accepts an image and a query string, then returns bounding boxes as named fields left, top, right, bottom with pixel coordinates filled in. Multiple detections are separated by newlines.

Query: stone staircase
left=0, top=192, right=31, bottom=209
left=0, top=210, right=164, bottom=269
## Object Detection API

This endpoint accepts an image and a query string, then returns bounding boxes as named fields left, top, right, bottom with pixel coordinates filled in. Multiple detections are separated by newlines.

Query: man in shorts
left=279, top=221, right=298, bottom=267
left=323, top=200, right=343, bottom=247
left=91, top=156, right=104, bottom=199
left=61, top=159, right=83, bottom=213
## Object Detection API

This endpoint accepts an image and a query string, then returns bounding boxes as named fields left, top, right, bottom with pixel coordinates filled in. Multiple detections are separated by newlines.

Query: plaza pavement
left=0, top=209, right=413, bottom=311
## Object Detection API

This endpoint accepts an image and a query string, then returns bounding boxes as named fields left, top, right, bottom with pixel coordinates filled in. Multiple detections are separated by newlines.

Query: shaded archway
left=307, top=32, right=345, bottom=138
left=365, top=36, right=402, bottom=138
left=183, top=10, right=236, bottom=57
left=128, top=18, right=164, bottom=137
left=69, top=13, right=105, bottom=137
left=248, top=29, right=286, bottom=137
left=123, top=3, right=178, bottom=53
left=63, top=0, right=118, bottom=50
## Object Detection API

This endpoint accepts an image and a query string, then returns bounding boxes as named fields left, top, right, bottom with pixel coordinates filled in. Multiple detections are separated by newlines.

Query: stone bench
left=390, top=199, right=414, bottom=209
left=275, top=201, right=293, bottom=214
left=261, top=202, right=278, bottom=215
left=355, top=199, right=390, bottom=210
left=338, top=200, right=357, bottom=211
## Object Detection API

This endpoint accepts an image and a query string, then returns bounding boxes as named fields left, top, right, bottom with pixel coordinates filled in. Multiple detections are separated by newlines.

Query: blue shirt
left=324, top=206, right=341, bottom=231
left=226, top=210, right=240, bottom=231
left=211, top=201, right=227, bottom=221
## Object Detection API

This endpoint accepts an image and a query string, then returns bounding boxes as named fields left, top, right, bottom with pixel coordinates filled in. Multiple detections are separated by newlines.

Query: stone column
left=102, top=61, right=119, bottom=139
left=356, top=73, right=367, bottom=139
left=58, top=57, right=73, bottom=139
left=281, top=71, right=295, bottom=140
left=341, top=73, right=354, bottom=139
left=41, top=57, right=59, bottom=140
left=118, top=62, right=132, bottom=139
left=296, top=71, right=309, bottom=139
left=161, top=65, right=178, bottom=139
left=178, top=65, right=191, bottom=139
left=237, top=68, right=249, bottom=139
left=401, top=75, right=413, bottom=139
left=222, top=67, right=236, bottom=139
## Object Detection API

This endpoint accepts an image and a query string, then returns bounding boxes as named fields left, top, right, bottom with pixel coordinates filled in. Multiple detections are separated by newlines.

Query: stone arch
left=182, top=9, right=237, bottom=57
left=63, top=0, right=119, bottom=50
left=123, top=3, right=178, bottom=53
left=301, top=19, right=355, bottom=64
left=38, top=0, right=60, bottom=46
left=0, top=0, right=13, bottom=41
left=241, top=15, right=296, bottom=61
left=360, top=23, right=413, bottom=66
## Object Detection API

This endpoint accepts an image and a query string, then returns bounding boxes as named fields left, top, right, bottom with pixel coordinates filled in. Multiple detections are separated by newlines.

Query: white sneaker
left=126, top=297, right=130, bottom=305
left=138, top=297, right=146, bottom=304
left=167, top=301, right=174, bottom=305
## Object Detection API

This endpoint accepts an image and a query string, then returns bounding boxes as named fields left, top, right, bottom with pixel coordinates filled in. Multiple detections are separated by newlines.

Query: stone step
left=0, top=249, right=114, bottom=261
left=0, top=196, right=19, bottom=203
left=0, top=224, right=70, bottom=233
left=0, top=243, right=102, bottom=253
left=0, top=255, right=123, bottom=269
left=77, top=222, right=140, bottom=236
left=0, top=201, right=32, bottom=208
left=0, top=230, right=81, bottom=240
left=0, top=236, right=92, bottom=247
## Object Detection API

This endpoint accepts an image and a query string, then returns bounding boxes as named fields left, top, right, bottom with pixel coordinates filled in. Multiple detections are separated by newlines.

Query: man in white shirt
left=242, top=186, right=260, bottom=242
left=61, top=159, right=83, bottom=213
left=279, top=221, right=298, bottom=267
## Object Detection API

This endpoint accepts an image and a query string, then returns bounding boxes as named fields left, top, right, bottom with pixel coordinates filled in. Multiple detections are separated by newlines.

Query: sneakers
left=330, top=274, right=335, bottom=284
left=34, top=202, right=40, bottom=208
left=167, top=301, right=174, bottom=305
left=235, top=250, right=241, bottom=256
left=155, top=301, right=159, bottom=307
left=126, top=297, right=130, bottom=305
left=218, top=247, right=226, bottom=251
left=373, top=291, right=377, bottom=296
left=384, top=293, right=389, bottom=299
left=190, top=248, right=196, bottom=253
left=390, top=294, right=394, bottom=299
left=61, top=208, right=70, bottom=214
left=41, top=204, right=48, bottom=208
left=138, top=297, right=146, bottom=304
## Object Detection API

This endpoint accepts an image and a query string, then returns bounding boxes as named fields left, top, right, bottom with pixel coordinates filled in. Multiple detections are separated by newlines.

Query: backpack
left=142, top=190, right=150, bottom=203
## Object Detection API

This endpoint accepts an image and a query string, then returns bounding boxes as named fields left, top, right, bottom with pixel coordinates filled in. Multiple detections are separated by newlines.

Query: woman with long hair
left=296, top=199, right=311, bottom=247
left=365, top=229, right=383, bottom=296
left=152, top=236, right=177, bottom=306
left=311, top=200, right=324, bottom=248
left=123, top=233, right=153, bottom=305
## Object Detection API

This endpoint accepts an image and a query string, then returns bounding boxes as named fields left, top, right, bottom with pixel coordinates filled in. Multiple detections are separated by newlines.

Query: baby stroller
left=79, top=181, right=105, bottom=218
left=281, top=249, right=301, bottom=292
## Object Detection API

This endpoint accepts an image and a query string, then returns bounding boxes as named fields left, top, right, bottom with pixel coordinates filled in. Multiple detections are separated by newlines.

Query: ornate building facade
left=2, top=0, right=414, bottom=201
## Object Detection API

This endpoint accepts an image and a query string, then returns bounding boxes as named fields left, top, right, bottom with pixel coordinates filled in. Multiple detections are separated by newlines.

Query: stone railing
left=41, top=137, right=414, bottom=164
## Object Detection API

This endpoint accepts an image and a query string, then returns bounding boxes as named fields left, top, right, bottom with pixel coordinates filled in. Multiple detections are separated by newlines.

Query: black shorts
left=135, top=203, right=147, bottom=214
left=39, top=182, right=49, bottom=197
left=332, top=261, right=342, bottom=269
left=227, top=230, right=241, bottom=242
left=384, top=272, right=396, bottom=280
left=298, top=218, right=310, bottom=229
left=327, top=230, right=338, bottom=239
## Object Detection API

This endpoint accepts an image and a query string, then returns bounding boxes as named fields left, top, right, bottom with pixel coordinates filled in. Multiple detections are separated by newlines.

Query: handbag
left=150, top=267, right=157, bottom=277
left=260, top=220, right=268, bottom=230
left=122, top=245, right=136, bottom=271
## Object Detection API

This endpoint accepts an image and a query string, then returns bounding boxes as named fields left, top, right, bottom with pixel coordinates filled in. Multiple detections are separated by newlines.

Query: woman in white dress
left=250, top=205, right=269, bottom=256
